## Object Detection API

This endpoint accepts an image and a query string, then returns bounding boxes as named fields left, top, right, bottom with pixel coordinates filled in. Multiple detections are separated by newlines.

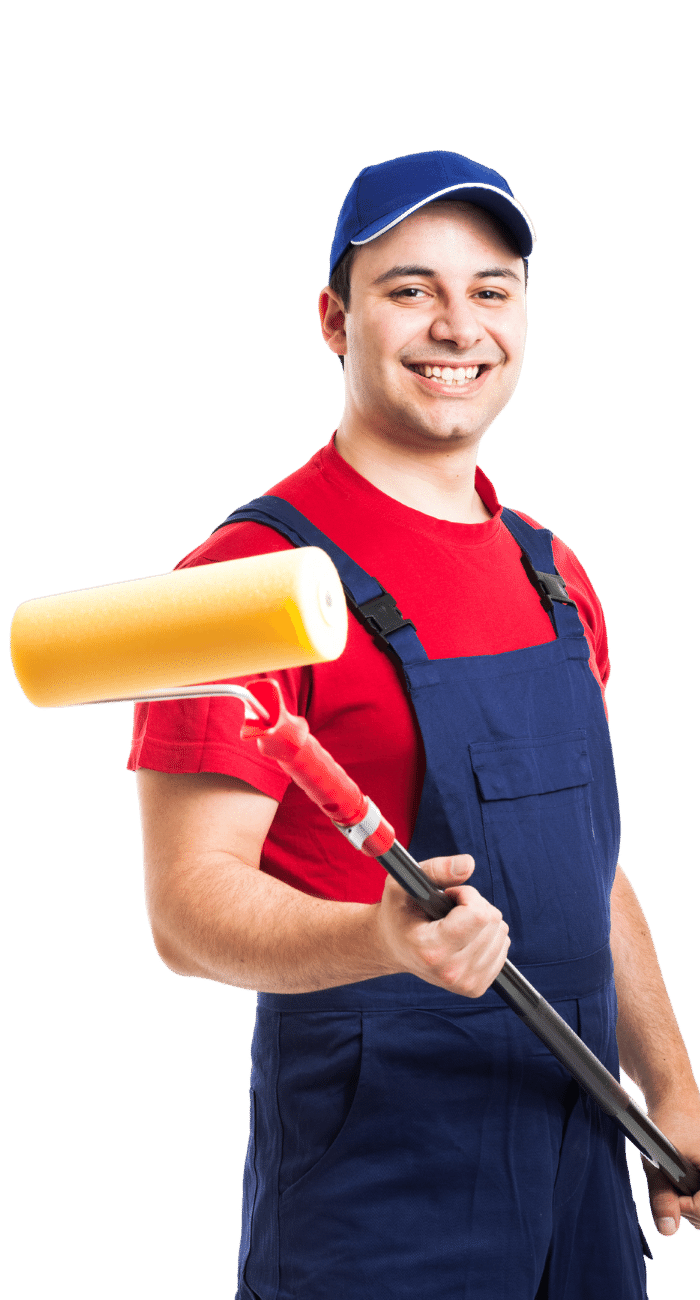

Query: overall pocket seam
left=470, top=729, right=591, bottom=802
left=278, top=1010, right=366, bottom=1203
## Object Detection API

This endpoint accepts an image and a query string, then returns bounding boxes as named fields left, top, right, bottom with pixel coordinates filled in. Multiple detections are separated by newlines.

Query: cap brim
left=350, top=182, right=535, bottom=259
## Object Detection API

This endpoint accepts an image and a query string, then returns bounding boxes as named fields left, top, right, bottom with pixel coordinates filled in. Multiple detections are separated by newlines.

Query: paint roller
left=10, top=554, right=699, bottom=1198
left=11, top=547, right=348, bottom=707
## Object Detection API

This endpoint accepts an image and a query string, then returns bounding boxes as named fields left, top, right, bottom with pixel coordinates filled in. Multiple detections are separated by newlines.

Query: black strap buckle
left=536, top=570, right=575, bottom=607
left=346, top=587, right=417, bottom=646
left=520, top=553, right=577, bottom=613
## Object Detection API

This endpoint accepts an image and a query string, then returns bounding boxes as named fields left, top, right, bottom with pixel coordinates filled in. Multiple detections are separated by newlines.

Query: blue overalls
left=222, top=497, right=650, bottom=1300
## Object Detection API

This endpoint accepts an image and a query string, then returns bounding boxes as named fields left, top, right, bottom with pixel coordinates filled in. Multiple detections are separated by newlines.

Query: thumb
left=418, top=853, right=476, bottom=889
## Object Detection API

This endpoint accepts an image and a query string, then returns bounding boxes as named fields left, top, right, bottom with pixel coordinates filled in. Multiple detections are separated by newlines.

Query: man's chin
left=378, top=409, right=484, bottom=450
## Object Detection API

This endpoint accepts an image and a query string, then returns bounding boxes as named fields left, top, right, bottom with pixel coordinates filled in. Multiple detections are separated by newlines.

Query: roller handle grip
left=241, top=678, right=367, bottom=825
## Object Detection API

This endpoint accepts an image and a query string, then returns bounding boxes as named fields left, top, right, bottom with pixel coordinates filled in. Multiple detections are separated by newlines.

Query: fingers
left=644, top=1159, right=700, bottom=1233
left=429, top=885, right=511, bottom=996
left=645, top=1160, right=682, bottom=1234
left=677, top=1186, right=700, bottom=1230
left=379, top=854, right=510, bottom=998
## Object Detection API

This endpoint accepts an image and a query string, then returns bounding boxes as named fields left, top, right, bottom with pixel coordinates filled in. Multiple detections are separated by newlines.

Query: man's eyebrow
left=474, top=266, right=522, bottom=283
left=372, top=265, right=436, bottom=286
left=372, top=263, right=523, bottom=287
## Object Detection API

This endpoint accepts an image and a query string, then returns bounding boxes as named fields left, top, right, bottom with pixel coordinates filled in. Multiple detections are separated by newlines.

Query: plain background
left=3, top=2, right=698, bottom=1295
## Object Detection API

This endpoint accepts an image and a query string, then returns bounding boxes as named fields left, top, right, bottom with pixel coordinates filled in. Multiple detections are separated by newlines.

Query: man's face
left=326, top=202, right=527, bottom=451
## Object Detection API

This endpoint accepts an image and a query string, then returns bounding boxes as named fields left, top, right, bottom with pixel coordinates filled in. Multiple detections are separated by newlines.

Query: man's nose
left=429, top=297, right=485, bottom=351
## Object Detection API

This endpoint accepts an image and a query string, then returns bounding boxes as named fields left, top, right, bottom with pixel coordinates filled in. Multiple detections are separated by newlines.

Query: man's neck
left=333, top=423, right=491, bottom=525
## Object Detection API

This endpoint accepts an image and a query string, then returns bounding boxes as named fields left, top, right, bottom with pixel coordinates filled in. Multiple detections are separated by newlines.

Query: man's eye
left=476, top=289, right=506, bottom=300
left=392, top=287, right=427, bottom=299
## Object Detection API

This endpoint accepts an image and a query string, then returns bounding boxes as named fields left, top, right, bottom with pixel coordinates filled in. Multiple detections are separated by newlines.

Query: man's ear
left=319, top=288, right=347, bottom=360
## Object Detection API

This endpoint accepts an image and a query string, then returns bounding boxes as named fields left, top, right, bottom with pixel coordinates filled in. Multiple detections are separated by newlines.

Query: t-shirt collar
left=322, top=433, right=503, bottom=546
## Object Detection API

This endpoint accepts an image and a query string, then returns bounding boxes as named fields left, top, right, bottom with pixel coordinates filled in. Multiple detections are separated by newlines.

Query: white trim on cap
left=350, top=182, right=536, bottom=248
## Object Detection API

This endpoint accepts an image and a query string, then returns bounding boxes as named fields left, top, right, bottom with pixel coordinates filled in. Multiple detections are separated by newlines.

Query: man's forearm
left=139, top=770, right=510, bottom=1000
left=151, top=853, right=395, bottom=994
left=610, top=865, right=698, bottom=1109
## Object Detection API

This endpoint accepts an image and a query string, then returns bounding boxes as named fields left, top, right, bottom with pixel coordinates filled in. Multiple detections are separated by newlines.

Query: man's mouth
left=405, top=363, right=488, bottom=387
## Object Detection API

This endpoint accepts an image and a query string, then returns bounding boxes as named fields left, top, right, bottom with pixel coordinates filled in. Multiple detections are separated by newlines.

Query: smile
left=405, top=363, right=488, bottom=387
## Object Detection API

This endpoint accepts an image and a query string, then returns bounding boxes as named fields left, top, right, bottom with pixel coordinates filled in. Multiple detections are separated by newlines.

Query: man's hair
left=329, top=244, right=358, bottom=313
left=328, top=247, right=357, bottom=370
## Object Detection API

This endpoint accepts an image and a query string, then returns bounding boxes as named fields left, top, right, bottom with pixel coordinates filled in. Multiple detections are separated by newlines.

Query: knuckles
left=382, top=863, right=510, bottom=996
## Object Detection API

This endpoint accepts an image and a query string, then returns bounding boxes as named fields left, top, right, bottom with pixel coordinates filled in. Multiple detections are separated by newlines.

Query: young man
left=133, top=152, right=700, bottom=1298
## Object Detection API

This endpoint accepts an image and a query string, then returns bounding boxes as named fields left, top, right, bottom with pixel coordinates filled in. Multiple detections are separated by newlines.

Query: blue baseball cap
left=329, top=150, right=535, bottom=280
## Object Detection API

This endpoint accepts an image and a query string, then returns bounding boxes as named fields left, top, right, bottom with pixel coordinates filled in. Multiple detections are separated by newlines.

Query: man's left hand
left=644, top=1102, right=700, bottom=1234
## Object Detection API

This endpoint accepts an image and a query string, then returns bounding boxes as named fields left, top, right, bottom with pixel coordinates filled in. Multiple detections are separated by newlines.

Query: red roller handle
left=241, top=678, right=394, bottom=853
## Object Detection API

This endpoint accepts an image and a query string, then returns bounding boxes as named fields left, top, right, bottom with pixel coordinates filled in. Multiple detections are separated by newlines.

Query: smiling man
left=133, top=152, right=699, bottom=1299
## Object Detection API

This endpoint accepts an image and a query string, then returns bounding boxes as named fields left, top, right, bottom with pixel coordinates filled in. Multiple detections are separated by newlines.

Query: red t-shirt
left=129, top=437, right=609, bottom=904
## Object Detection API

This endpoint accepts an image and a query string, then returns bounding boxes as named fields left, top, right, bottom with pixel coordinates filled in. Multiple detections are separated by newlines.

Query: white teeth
left=414, top=364, right=482, bottom=384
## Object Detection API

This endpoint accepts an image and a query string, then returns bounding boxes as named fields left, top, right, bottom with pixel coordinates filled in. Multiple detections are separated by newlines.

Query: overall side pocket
left=277, top=1010, right=364, bottom=1198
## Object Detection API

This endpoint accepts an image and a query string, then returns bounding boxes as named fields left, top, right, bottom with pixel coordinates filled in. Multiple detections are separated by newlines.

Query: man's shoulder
left=505, top=505, right=610, bottom=689
left=507, top=507, right=542, bottom=531
left=175, top=520, right=297, bottom=569
left=505, top=508, right=592, bottom=590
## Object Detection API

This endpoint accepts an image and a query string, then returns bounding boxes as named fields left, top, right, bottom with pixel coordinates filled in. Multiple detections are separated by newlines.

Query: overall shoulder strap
left=500, top=507, right=585, bottom=643
left=217, top=497, right=439, bottom=687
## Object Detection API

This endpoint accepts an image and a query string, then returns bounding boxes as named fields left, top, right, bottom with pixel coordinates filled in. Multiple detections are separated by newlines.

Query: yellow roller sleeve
left=11, top=547, right=348, bottom=707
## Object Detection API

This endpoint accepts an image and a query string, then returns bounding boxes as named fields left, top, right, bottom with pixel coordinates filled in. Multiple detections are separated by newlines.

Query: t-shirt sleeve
left=126, top=521, right=311, bottom=799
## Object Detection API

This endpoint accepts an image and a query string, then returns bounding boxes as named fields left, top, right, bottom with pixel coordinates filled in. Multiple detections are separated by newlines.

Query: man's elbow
left=146, top=881, right=208, bottom=978
left=150, top=918, right=199, bottom=977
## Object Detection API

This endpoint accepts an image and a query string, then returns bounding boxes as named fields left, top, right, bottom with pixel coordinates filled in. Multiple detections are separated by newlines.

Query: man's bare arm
left=610, top=865, right=700, bottom=1233
left=137, top=768, right=510, bottom=997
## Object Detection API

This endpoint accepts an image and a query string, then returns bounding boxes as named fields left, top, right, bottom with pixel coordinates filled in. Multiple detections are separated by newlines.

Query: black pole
left=377, top=839, right=700, bottom=1198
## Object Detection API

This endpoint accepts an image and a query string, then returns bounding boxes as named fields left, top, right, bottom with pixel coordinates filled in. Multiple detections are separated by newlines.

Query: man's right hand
left=375, top=853, right=510, bottom=998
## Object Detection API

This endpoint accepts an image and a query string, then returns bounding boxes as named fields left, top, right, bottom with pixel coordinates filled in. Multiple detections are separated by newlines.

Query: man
left=133, top=151, right=700, bottom=1298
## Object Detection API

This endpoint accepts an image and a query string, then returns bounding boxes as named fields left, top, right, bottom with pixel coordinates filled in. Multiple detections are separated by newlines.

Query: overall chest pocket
left=469, top=730, right=610, bottom=965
